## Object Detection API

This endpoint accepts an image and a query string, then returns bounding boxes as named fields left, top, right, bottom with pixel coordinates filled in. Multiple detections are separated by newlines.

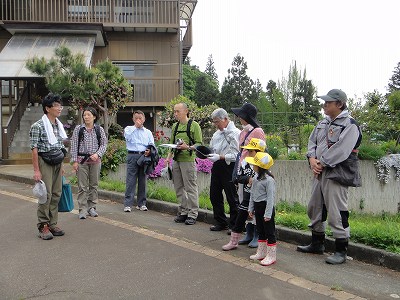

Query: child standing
left=246, top=152, right=277, bottom=266
left=222, top=138, right=266, bottom=251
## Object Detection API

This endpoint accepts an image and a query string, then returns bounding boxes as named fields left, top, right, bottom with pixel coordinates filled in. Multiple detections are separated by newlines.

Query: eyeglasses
left=52, top=105, right=63, bottom=110
left=212, top=119, right=221, bottom=124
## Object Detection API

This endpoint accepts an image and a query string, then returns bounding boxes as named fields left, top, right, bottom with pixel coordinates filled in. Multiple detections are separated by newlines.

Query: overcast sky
left=188, top=0, right=400, bottom=99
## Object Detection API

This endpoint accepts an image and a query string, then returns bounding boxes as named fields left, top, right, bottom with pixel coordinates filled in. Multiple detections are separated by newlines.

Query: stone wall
left=108, top=161, right=400, bottom=214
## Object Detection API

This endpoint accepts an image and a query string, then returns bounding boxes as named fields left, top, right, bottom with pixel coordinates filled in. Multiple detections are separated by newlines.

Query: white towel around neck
left=41, top=114, right=68, bottom=145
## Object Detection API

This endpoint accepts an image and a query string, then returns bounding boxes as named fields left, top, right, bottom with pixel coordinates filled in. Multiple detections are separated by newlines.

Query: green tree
left=219, top=54, right=256, bottom=110
left=351, top=90, right=396, bottom=142
left=388, top=62, right=400, bottom=93
left=158, top=95, right=218, bottom=130
left=204, top=54, right=218, bottom=84
left=194, top=74, right=219, bottom=106
left=26, top=46, right=131, bottom=132
left=278, top=61, right=319, bottom=124
left=387, top=90, right=400, bottom=145
left=182, top=63, right=202, bottom=101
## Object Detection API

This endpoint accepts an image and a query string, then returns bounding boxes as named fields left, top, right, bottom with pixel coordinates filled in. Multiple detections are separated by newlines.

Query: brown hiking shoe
left=49, top=226, right=65, bottom=236
left=38, top=224, right=53, bottom=240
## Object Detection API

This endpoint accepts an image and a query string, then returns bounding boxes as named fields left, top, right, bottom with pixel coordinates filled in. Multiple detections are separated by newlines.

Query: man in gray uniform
left=297, top=89, right=362, bottom=265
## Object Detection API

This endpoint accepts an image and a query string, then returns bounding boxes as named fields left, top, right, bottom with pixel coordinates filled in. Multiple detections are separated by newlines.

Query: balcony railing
left=0, top=0, right=179, bottom=28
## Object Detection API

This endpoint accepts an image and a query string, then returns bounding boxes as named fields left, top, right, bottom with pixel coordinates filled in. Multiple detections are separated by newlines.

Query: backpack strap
left=328, top=118, right=362, bottom=150
left=77, top=124, right=102, bottom=164
left=172, top=119, right=195, bottom=157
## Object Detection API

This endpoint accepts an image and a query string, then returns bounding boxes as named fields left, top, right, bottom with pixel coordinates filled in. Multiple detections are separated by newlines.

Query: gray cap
left=318, top=89, right=347, bottom=103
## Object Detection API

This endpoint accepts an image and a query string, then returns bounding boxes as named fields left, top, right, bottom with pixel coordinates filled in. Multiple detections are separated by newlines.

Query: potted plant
left=32, top=95, right=42, bottom=107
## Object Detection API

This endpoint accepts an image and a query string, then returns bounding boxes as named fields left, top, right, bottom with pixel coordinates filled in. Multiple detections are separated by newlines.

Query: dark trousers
left=124, top=153, right=147, bottom=207
left=254, top=201, right=276, bottom=244
left=232, top=197, right=249, bottom=233
left=210, top=160, right=238, bottom=228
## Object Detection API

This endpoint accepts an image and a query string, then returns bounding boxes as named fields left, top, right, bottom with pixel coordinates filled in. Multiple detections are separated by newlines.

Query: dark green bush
left=267, top=146, right=280, bottom=159
left=100, top=138, right=126, bottom=178
left=358, top=142, right=385, bottom=160
left=287, top=151, right=306, bottom=160
left=266, top=135, right=284, bottom=159
left=380, top=140, right=400, bottom=154
left=108, top=123, right=124, bottom=140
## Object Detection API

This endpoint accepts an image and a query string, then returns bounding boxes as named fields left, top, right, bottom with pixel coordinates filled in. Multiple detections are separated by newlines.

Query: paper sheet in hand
left=159, top=143, right=178, bottom=149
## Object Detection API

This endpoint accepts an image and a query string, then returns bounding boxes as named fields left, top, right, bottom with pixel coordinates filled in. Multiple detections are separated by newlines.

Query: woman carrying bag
left=70, top=107, right=108, bottom=219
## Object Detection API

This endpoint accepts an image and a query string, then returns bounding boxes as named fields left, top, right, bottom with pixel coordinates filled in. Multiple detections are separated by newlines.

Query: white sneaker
left=135, top=206, right=140, bottom=210
left=124, top=206, right=131, bottom=212
left=88, top=207, right=98, bottom=217
left=140, top=205, right=148, bottom=211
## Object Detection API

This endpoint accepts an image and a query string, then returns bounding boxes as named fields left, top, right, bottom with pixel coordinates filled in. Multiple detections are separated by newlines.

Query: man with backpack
left=166, top=103, right=203, bottom=225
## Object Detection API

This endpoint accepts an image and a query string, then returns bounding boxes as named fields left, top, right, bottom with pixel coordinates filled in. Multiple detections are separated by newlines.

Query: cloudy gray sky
left=189, top=0, right=400, bottom=99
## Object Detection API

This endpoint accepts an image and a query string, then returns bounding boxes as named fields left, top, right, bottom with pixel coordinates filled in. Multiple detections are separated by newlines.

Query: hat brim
left=244, top=156, right=274, bottom=170
left=232, top=107, right=259, bottom=128
left=195, top=145, right=212, bottom=159
left=241, top=145, right=259, bottom=150
left=318, top=95, right=337, bottom=102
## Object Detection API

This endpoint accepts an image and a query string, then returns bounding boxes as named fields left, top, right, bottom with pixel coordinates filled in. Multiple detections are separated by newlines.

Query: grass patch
left=147, top=180, right=177, bottom=203
left=275, top=201, right=400, bottom=254
left=99, top=179, right=126, bottom=193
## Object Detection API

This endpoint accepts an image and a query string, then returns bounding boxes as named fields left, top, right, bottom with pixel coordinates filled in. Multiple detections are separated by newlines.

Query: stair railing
left=2, top=86, right=30, bottom=159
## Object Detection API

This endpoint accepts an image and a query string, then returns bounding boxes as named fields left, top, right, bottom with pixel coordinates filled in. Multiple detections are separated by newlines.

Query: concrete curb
left=1, top=172, right=399, bottom=272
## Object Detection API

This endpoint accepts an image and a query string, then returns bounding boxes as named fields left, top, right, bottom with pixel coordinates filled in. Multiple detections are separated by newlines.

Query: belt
left=128, top=151, right=145, bottom=154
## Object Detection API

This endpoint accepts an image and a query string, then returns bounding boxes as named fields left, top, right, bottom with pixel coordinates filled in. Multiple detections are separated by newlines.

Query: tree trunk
left=103, top=99, right=109, bottom=137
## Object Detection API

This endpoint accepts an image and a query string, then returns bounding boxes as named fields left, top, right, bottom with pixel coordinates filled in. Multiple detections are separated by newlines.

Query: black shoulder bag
left=324, top=119, right=362, bottom=187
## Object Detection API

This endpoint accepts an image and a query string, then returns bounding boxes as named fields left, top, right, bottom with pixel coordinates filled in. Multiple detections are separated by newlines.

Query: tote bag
left=58, top=176, right=74, bottom=212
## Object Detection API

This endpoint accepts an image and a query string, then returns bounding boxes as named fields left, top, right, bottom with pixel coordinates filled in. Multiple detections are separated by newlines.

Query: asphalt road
left=0, top=178, right=399, bottom=300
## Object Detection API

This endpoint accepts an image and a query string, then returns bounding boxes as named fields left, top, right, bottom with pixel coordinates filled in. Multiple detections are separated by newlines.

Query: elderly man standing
left=208, top=108, right=241, bottom=232
left=123, top=110, right=155, bottom=213
left=166, top=103, right=203, bottom=225
left=297, top=89, right=362, bottom=265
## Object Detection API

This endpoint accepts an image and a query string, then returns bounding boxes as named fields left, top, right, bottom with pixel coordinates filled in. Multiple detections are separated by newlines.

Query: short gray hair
left=211, top=108, right=229, bottom=120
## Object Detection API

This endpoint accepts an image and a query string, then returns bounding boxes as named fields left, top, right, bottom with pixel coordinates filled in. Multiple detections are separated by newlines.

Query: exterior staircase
left=4, top=105, right=68, bottom=165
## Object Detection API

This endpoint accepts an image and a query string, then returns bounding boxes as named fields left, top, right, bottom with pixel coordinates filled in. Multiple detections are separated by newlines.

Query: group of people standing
left=31, top=88, right=362, bottom=266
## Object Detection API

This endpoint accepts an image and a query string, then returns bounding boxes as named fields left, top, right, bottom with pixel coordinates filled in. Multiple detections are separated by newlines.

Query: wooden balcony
left=0, top=0, right=189, bottom=32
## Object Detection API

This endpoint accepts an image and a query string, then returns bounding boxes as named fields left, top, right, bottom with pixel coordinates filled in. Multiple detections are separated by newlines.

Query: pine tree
left=219, top=54, right=256, bottom=110
left=388, top=62, right=400, bottom=92
left=204, top=54, right=218, bottom=85
left=26, top=46, right=131, bottom=132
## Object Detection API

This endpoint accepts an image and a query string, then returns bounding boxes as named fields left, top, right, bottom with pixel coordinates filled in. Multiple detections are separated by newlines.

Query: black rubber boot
left=297, top=232, right=325, bottom=254
left=326, top=238, right=348, bottom=265
left=238, top=223, right=254, bottom=245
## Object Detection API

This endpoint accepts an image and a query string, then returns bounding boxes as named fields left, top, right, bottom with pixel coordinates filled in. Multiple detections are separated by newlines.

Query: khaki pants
left=172, top=161, right=199, bottom=219
left=307, top=169, right=350, bottom=239
left=37, top=157, right=62, bottom=229
left=77, top=162, right=101, bottom=213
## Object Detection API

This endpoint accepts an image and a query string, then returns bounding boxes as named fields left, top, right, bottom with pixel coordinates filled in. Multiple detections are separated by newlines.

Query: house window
left=1, top=80, right=14, bottom=97
left=115, top=62, right=155, bottom=102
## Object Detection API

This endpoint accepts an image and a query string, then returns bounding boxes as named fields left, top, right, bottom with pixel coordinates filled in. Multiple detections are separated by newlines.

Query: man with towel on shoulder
left=30, top=93, right=68, bottom=240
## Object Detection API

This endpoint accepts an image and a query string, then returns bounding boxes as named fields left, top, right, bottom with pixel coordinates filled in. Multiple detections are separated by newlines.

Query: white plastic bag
left=33, top=180, right=47, bottom=204
left=160, top=167, right=172, bottom=180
